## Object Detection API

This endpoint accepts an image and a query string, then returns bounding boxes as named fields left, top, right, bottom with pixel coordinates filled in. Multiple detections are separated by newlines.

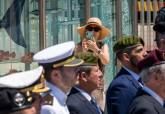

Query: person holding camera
left=76, top=17, right=110, bottom=68
left=75, top=17, right=110, bottom=110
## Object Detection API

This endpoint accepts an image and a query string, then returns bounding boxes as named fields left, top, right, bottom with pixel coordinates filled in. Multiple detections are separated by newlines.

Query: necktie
left=90, top=98, right=101, bottom=114
left=138, top=77, right=143, bottom=86
left=138, top=77, right=142, bottom=83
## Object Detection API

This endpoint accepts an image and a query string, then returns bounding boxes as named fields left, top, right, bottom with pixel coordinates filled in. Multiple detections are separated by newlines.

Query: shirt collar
left=75, top=87, right=92, bottom=101
left=46, top=81, right=67, bottom=105
left=143, top=86, right=164, bottom=106
left=123, top=66, right=140, bottom=81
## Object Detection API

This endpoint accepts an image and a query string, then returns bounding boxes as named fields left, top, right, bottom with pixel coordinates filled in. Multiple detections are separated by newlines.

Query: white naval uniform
left=41, top=82, right=70, bottom=114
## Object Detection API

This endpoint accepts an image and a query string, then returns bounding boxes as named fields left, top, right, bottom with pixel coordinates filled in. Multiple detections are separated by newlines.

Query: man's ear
left=122, top=52, right=130, bottom=62
left=50, top=69, right=60, bottom=81
left=79, top=72, right=88, bottom=82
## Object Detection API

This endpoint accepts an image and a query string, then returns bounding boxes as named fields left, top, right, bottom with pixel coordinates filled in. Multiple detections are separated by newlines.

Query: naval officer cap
left=33, top=41, right=84, bottom=68
left=0, top=66, right=49, bottom=114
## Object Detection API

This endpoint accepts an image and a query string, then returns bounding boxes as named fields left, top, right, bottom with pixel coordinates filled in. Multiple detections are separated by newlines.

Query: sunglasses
left=86, top=26, right=101, bottom=32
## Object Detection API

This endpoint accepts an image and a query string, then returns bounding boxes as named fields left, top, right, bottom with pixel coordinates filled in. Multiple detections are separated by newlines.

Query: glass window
left=45, top=0, right=85, bottom=47
left=90, top=0, right=133, bottom=86
left=0, top=0, right=86, bottom=75
left=0, top=0, right=39, bottom=75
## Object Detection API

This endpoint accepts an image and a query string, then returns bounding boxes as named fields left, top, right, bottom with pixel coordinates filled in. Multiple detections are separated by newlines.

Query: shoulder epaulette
left=42, top=93, right=53, bottom=105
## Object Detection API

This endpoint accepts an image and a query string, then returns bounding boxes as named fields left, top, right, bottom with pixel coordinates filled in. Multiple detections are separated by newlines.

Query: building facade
left=0, top=0, right=135, bottom=87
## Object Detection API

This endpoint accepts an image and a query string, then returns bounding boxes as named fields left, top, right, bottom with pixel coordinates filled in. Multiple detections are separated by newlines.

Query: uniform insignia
left=14, top=92, right=26, bottom=107
left=42, top=93, right=53, bottom=105
left=0, top=66, right=49, bottom=114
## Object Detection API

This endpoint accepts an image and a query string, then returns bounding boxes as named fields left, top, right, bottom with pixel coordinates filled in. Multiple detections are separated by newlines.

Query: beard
left=129, top=56, right=138, bottom=67
left=129, top=56, right=141, bottom=73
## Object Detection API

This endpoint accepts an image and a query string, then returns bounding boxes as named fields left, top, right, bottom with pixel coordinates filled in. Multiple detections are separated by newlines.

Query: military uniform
left=41, top=82, right=70, bottom=114
left=33, top=41, right=84, bottom=114
left=0, top=66, right=49, bottom=114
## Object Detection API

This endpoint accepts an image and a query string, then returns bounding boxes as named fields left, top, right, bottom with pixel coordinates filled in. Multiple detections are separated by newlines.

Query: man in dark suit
left=128, top=49, right=165, bottom=114
left=67, top=52, right=103, bottom=114
left=106, top=36, right=147, bottom=114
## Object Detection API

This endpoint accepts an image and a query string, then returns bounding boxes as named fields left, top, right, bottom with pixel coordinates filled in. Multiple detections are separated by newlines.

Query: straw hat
left=77, top=17, right=110, bottom=40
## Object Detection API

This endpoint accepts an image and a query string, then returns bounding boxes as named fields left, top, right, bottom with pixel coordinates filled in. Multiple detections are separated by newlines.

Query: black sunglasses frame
left=86, top=26, right=101, bottom=32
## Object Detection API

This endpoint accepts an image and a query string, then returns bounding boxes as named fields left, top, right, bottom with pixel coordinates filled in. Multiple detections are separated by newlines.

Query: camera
left=86, top=31, right=94, bottom=40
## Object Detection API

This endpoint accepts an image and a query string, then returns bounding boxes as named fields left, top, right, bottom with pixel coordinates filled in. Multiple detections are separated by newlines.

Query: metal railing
left=137, top=0, right=164, bottom=50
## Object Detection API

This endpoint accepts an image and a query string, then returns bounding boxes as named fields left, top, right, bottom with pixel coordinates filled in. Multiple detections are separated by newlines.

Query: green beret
left=113, top=36, right=144, bottom=53
left=75, top=52, right=98, bottom=66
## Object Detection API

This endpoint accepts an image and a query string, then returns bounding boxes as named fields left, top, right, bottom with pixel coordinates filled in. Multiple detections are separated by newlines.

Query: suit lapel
left=118, top=68, right=141, bottom=89
left=115, top=67, right=130, bottom=78
left=71, top=87, right=100, bottom=114
left=127, top=75, right=141, bottom=89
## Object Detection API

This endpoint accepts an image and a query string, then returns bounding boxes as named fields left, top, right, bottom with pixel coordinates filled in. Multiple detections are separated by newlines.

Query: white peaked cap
left=33, top=41, right=84, bottom=68
left=33, top=41, right=75, bottom=63
left=0, top=66, right=43, bottom=89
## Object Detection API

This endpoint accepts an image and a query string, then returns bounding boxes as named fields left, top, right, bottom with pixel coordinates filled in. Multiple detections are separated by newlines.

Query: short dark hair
left=9, top=112, right=22, bottom=114
left=116, top=46, right=133, bottom=61
left=77, top=65, right=93, bottom=76
left=44, top=66, right=64, bottom=82
left=44, top=66, right=54, bottom=82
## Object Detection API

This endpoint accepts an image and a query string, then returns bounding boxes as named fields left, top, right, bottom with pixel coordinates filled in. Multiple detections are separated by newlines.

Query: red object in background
left=158, top=1, right=165, bottom=8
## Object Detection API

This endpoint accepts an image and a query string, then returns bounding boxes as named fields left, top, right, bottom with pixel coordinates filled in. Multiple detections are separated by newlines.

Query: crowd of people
left=106, top=7, right=165, bottom=114
left=1, top=7, right=165, bottom=114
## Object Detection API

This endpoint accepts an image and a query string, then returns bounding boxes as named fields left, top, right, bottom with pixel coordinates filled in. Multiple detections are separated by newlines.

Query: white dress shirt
left=75, top=87, right=92, bottom=102
left=75, top=87, right=102, bottom=114
left=41, top=82, right=70, bottom=114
